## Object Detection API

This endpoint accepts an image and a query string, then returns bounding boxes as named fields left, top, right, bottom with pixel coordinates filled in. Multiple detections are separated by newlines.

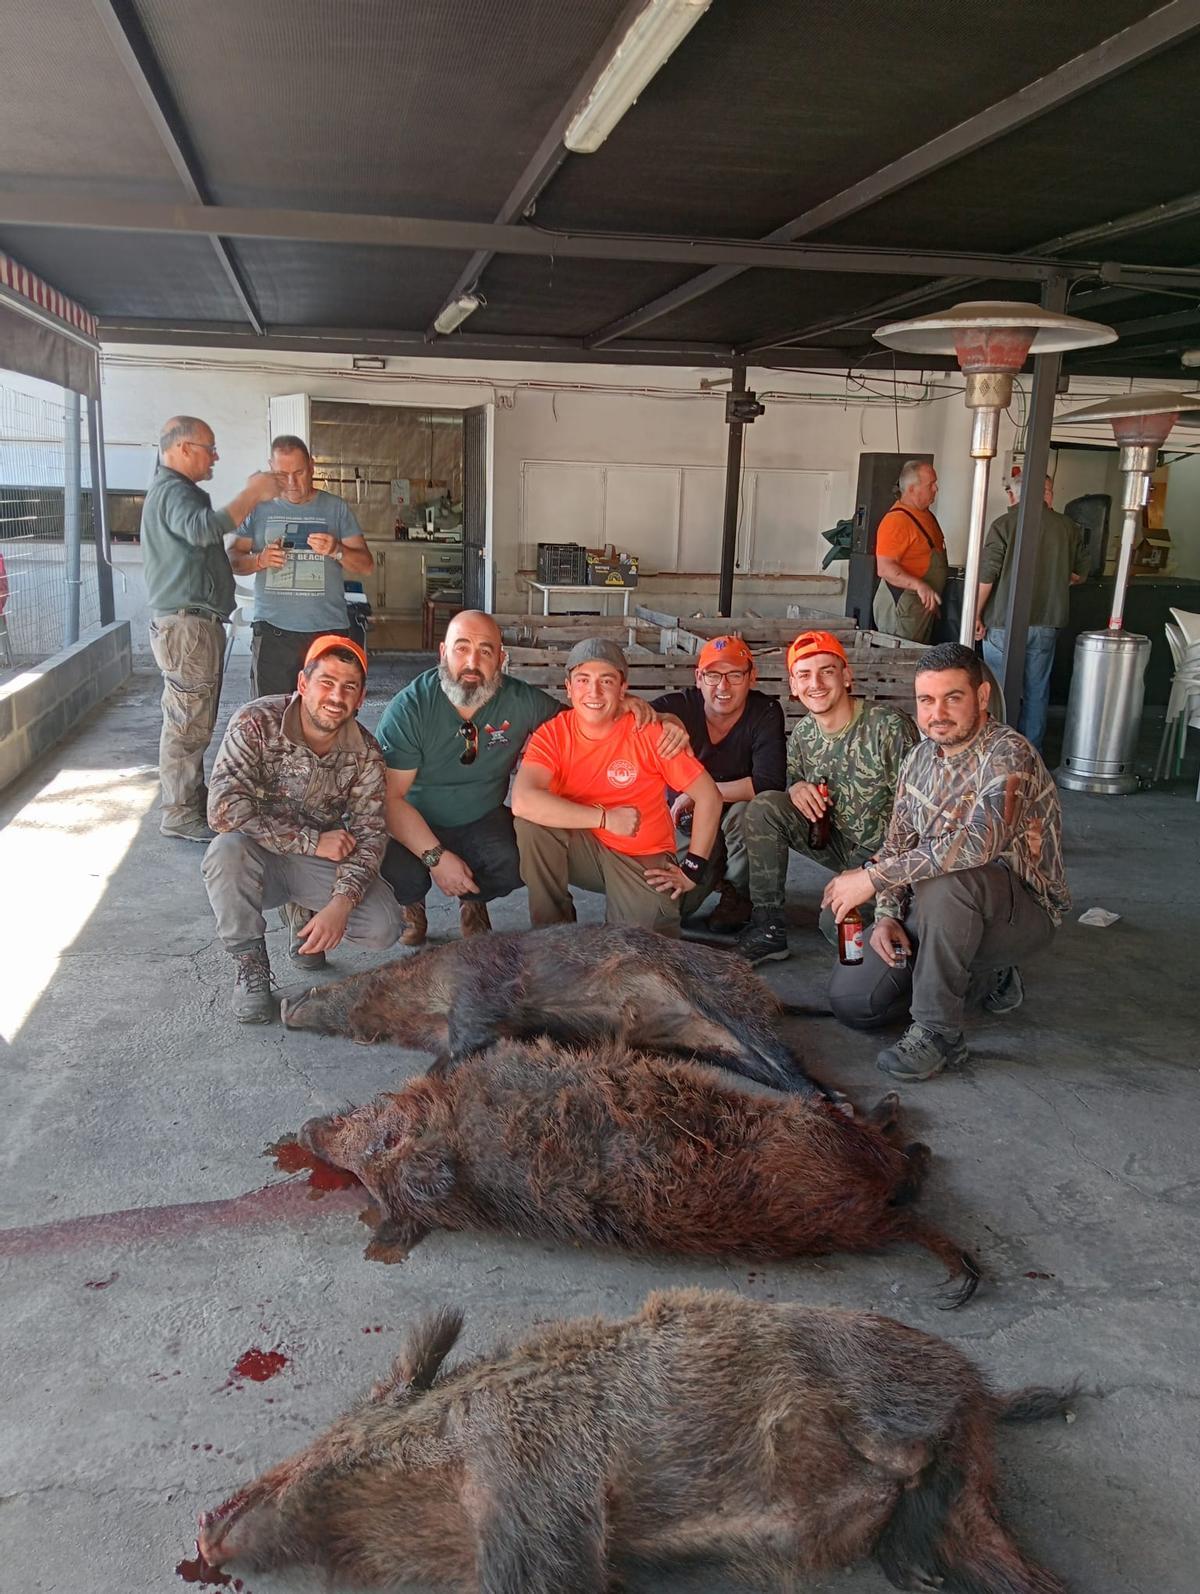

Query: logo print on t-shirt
left=484, top=719, right=511, bottom=747
left=606, top=758, right=637, bottom=788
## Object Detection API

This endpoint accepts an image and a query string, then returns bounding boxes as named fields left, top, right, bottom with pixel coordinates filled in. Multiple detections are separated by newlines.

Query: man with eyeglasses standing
left=373, top=611, right=686, bottom=946
left=650, top=636, right=785, bottom=934
left=141, top=416, right=281, bottom=842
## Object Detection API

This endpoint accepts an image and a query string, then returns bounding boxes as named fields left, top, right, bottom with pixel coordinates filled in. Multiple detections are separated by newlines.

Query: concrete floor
left=1, top=660, right=1197, bottom=1594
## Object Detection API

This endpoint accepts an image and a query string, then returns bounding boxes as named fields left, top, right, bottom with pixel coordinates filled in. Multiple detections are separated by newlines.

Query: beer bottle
left=808, top=780, right=832, bottom=850
left=838, top=908, right=865, bottom=966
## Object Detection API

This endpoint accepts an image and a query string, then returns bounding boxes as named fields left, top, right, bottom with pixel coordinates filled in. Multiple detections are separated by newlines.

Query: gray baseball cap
left=564, top=637, right=628, bottom=675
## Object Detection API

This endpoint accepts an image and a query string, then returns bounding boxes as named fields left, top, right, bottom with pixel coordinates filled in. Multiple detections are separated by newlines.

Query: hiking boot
left=708, top=881, right=753, bottom=934
left=231, top=941, right=274, bottom=1024
left=983, top=965, right=1024, bottom=1014
left=876, top=1023, right=967, bottom=1082
left=400, top=902, right=428, bottom=947
left=280, top=901, right=326, bottom=971
left=460, top=899, right=492, bottom=938
left=737, top=908, right=790, bottom=965
left=161, top=813, right=216, bottom=843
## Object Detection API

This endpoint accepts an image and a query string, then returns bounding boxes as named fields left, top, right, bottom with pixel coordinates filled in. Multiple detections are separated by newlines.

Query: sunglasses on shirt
left=458, top=721, right=479, bottom=765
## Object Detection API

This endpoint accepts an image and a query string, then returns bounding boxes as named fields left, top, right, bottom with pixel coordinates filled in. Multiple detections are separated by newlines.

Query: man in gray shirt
left=141, top=416, right=279, bottom=842
left=226, top=434, right=374, bottom=697
left=975, top=472, right=1089, bottom=753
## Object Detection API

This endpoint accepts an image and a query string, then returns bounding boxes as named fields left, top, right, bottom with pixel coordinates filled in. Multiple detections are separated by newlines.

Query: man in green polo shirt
left=374, top=610, right=681, bottom=945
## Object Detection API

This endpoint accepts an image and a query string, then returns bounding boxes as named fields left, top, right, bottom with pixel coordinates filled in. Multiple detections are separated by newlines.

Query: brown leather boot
left=400, top=901, right=428, bottom=947
left=708, top=881, right=753, bottom=933
left=459, top=899, right=492, bottom=937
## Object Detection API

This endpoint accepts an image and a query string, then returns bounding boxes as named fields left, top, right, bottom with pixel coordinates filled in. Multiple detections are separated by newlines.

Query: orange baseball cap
left=697, top=635, right=755, bottom=672
left=787, top=629, right=848, bottom=672
left=304, top=633, right=369, bottom=679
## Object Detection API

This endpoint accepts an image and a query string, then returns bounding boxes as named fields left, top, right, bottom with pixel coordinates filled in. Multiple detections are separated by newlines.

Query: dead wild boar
left=197, top=1287, right=1077, bottom=1594
left=293, top=1035, right=980, bottom=1304
left=280, top=921, right=841, bottom=1102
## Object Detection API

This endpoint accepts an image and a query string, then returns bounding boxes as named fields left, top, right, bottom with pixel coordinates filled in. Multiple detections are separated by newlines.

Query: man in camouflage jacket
left=202, top=635, right=401, bottom=1021
left=823, top=642, right=1068, bottom=1082
left=738, top=629, right=918, bottom=964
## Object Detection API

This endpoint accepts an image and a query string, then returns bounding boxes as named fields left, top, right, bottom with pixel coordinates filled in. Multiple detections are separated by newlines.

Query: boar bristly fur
left=294, top=1036, right=979, bottom=1304
left=280, top=922, right=839, bottom=1100
left=198, top=1289, right=1074, bottom=1594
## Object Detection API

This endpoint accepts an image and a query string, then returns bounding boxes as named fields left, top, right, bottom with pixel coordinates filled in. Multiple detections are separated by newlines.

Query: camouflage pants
left=744, top=789, right=873, bottom=944
left=148, top=612, right=225, bottom=825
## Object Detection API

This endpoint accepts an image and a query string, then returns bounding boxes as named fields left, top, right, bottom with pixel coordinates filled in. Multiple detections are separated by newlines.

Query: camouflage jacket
left=787, top=701, right=919, bottom=857
left=867, top=717, right=1070, bottom=926
left=208, top=695, right=388, bottom=907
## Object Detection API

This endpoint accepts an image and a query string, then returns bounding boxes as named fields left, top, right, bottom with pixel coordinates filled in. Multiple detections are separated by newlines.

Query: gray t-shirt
left=240, top=490, right=362, bottom=631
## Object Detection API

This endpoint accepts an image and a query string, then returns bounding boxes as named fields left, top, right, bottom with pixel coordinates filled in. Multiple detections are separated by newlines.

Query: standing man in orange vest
left=872, top=460, right=948, bottom=644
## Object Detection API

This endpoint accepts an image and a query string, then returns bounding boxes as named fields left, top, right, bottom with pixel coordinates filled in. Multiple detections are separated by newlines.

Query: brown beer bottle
left=838, top=908, right=865, bottom=966
left=808, top=780, right=832, bottom=850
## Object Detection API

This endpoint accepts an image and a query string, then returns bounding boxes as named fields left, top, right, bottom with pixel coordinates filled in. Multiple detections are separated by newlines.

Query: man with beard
left=226, top=434, right=374, bottom=697
left=822, top=642, right=1069, bottom=1082
left=202, top=637, right=401, bottom=1022
left=374, top=612, right=681, bottom=945
left=650, top=635, right=785, bottom=933
left=512, top=639, right=722, bottom=936
left=738, top=629, right=918, bottom=964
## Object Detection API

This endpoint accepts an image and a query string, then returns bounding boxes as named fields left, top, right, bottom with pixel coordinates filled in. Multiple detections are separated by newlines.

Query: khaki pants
left=148, top=612, right=225, bottom=825
left=203, top=831, right=402, bottom=952
left=514, top=818, right=681, bottom=936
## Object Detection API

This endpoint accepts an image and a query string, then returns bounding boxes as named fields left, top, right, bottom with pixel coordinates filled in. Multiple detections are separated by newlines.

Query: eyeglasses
left=698, top=668, right=750, bottom=686
left=458, top=721, right=479, bottom=765
left=185, top=440, right=218, bottom=454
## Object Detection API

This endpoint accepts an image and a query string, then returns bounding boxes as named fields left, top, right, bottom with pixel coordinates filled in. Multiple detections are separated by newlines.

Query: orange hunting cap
left=304, top=633, right=369, bottom=679
left=696, top=635, right=755, bottom=672
left=787, top=629, right=848, bottom=672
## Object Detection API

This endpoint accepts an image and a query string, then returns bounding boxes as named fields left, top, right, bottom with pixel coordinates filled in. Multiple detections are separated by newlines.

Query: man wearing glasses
left=650, top=636, right=785, bottom=934
left=141, top=416, right=281, bottom=842
left=374, top=612, right=684, bottom=946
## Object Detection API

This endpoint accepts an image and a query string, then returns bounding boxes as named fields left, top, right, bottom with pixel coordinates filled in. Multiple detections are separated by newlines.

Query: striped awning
left=0, top=250, right=99, bottom=396
left=0, top=251, right=99, bottom=343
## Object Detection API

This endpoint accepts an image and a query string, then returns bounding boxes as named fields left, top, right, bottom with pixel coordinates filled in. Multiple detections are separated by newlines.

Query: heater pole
left=958, top=411, right=1000, bottom=647
left=1109, top=446, right=1156, bottom=630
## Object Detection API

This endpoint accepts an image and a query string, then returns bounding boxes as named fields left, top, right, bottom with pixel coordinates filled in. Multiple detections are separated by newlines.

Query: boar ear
left=394, top=1306, right=465, bottom=1393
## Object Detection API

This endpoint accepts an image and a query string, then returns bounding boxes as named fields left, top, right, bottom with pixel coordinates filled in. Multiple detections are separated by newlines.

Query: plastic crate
left=536, top=542, right=589, bottom=584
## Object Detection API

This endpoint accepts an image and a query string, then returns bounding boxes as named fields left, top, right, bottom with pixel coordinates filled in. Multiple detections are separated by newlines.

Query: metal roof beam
left=583, top=0, right=1200, bottom=348
left=88, top=0, right=263, bottom=334
left=425, top=0, right=650, bottom=342
left=0, top=192, right=1150, bottom=285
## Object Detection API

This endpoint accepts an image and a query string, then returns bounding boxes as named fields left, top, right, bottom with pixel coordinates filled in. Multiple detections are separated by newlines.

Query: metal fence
left=0, top=380, right=104, bottom=672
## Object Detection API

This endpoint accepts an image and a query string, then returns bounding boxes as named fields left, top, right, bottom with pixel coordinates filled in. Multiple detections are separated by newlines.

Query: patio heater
left=1054, top=391, right=1200, bottom=794
left=873, top=302, right=1116, bottom=646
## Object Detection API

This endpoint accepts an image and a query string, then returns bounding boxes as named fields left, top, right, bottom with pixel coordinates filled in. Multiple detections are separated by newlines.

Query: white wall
left=1165, top=451, right=1200, bottom=578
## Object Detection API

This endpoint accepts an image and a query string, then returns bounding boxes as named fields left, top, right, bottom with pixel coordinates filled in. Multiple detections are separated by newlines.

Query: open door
left=267, top=393, right=311, bottom=449
left=462, top=402, right=494, bottom=610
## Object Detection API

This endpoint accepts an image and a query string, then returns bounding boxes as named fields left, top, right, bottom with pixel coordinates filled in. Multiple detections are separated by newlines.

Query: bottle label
left=841, top=921, right=864, bottom=964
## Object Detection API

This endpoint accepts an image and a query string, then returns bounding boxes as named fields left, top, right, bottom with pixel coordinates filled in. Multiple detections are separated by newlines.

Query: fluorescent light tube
left=434, top=293, right=481, bottom=335
left=564, top=0, right=712, bottom=155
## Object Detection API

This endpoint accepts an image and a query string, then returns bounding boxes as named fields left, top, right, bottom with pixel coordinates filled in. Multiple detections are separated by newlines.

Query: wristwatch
left=420, top=845, right=444, bottom=869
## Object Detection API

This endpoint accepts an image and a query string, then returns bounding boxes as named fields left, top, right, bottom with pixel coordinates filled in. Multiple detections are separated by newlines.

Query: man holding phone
left=227, top=434, right=373, bottom=697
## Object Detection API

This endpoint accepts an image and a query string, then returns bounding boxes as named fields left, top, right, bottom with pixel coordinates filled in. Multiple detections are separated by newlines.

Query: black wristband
left=679, top=852, right=706, bottom=881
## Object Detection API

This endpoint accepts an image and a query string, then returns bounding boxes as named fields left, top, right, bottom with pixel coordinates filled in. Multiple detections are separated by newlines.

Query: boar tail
left=899, top=1218, right=982, bottom=1308
left=397, top=1306, right=465, bottom=1392
left=995, top=1383, right=1086, bottom=1425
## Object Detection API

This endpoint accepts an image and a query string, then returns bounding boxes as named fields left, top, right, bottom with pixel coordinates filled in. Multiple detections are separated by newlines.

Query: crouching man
left=822, top=643, right=1068, bottom=1082
left=202, top=636, right=402, bottom=1022
left=512, top=639, right=722, bottom=936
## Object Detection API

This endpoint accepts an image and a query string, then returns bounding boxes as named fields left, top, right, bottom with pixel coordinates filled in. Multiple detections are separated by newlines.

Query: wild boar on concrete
left=280, top=922, right=842, bottom=1102
left=197, top=1287, right=1076, bottom=1594
left=293, top=1035, right=980, bottom=1304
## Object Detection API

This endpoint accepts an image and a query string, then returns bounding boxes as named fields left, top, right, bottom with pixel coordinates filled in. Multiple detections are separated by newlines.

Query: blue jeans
left=982, top=626, right=1057, bottom=752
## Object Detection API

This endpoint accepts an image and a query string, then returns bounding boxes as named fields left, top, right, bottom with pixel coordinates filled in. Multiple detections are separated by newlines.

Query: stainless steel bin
left=1057, top=630, right=1149, bottom=795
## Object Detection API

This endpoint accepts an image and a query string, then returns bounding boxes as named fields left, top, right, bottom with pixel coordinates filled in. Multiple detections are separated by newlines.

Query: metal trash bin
left=1057, top=630, right=1149, bottom=794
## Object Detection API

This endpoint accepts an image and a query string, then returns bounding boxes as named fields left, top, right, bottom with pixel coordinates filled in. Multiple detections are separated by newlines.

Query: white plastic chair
left=1155, top=620, right=1200, bottom=795
left=224, top=577, right=256, bottom=671
left=1169, top=607, right=1200, bottom=648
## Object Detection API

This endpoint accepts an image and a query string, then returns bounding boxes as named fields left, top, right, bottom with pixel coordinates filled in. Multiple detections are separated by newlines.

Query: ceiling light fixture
left=433, top=292, right=481, bottom=336
left=564, top=0, right=713, bottom=155
left=873, top=300, right=1116, bottom=646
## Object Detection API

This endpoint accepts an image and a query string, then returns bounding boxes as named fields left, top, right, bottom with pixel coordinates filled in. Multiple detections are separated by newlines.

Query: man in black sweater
left=652, top=635, right=786, bottom=931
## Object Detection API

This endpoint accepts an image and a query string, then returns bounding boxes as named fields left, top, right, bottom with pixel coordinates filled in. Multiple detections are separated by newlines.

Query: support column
left=998, top=277, right=1068, bottom=723
left=88, top=378, right=116, bottom=626
left=717, top=360, right=747, bottom=617
left=63, top=388, right=82, bottom=646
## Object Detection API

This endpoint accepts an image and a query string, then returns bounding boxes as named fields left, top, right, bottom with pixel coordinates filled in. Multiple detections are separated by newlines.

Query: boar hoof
left=280, top=989, right=316, bottom=1027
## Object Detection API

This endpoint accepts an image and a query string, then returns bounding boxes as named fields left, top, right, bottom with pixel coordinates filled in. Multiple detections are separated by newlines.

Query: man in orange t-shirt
left=872, top=460, right=948, bottom=643
left=512, top=638, right=723, bottom=934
